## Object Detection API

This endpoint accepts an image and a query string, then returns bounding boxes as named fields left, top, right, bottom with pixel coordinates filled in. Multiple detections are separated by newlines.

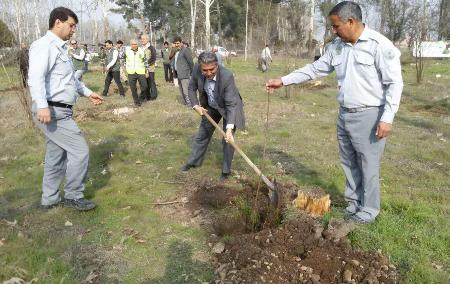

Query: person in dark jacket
left=180, top=52, right=245, bottom=180
left=141, top=34, right=157, bottom=100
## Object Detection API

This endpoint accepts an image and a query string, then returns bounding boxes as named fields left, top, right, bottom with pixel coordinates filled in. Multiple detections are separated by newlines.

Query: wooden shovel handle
left=203, top=111, right=274, bottom=190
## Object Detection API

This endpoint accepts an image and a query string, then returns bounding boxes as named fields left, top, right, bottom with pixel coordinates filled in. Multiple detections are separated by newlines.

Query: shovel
left=203, top=111, right=279, bottom=207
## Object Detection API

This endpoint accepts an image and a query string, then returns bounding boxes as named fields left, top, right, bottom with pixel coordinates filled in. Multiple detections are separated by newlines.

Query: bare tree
left=245, top=0, right=249, bottom=60
left=198, top=0, right=216, bottom=50
left=408, top=0, right=431, bottom=84
left=438, top=0, right=449, bottom=40
left=190, top=0, right=198, bottom=49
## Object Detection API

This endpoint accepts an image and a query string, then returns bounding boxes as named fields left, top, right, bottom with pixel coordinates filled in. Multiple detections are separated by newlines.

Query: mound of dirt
left=163, top=176, right=399, bottom=283
left=214, top=215, right=398, bottom=283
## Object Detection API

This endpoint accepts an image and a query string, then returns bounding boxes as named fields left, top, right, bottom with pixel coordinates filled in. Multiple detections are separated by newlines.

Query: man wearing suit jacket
left=180, top=52, right=245, bottom=180
left=173, top=36, right=194, bottom=106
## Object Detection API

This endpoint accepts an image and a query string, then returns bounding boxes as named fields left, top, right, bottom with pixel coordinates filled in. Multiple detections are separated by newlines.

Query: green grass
left=0, top=56, right=449, bottom=283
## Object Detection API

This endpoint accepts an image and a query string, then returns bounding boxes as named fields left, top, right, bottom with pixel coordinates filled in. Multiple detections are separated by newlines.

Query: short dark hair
left=105, top=40, right=113, bottom=45
left=328, top=1, right=362, bottom=22
left=116, top=40, right=123, bottom=44
left=164, top=41, right=169, bottom=45
left=49, top=7, right=78, bottom=29
left=173, top=36, right=182, bottom=43
left=198, top=52, right=218, bottom=65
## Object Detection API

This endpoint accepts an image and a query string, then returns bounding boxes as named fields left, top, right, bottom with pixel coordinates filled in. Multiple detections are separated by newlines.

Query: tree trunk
left=200, top=0, right=215, bottom=50
left=190, top=0, right=197, bottom=49
left=217, top=0, right=222, bottom=46
left=13, top=0, right=23, bottom=46
left=438, top=0, right=449, bottom=40
left=245, top=0, right=249, bottom=61
left=309, top=0, right=315, bottom=53
left=33, top=0, right=41, bottom=40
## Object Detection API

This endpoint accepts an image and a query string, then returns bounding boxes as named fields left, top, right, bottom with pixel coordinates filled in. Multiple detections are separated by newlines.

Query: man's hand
left=88, top=93, right=104, bottom=105
left=193, top=105, right=207, bottom=116
left=265, top=79, right=283, bottom=93
left=225, top=128, right=234, bottom=144
left=37, top=107, right=51, bottom=124
left=376, top=122, right=392, bottom=139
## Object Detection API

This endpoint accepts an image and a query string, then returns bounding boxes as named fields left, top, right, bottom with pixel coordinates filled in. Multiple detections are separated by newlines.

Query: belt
left=340, top=105, right=381, bottom=113
left=47, top=101, right=73, bottom=109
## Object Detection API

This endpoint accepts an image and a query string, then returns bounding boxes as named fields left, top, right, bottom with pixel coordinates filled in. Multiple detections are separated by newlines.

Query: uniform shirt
left=281, top=27, right=403, bottom=123
left=28, top=31, right=92, bottom=109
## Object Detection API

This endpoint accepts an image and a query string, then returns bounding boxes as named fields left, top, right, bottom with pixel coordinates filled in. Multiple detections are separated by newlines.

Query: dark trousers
left=163, top=63, right=173, bottom=82
left=128, top=73, right=147, bottom=106
left=145, top=72, right=158, bottom=100
left=186, top=107, right=235, bottom=174
left=102, top=70, right=125, bottom=97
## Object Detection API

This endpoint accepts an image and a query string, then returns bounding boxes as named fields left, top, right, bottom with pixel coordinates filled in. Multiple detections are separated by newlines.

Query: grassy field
left=0, top=55, right=449, bottom=283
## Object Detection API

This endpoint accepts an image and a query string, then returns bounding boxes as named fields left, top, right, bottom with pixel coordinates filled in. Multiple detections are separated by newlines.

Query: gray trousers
left=33, top=107, right=89, bottom=206
left=187, top=108, right=235, bottom=174
left=178, top=78, right=191, bottom=106
left=337, top=107, right=386, bottom=221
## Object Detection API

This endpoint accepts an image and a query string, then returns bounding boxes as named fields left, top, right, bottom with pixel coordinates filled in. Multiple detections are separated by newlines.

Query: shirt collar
left=46, top=30, right=67, bottom=49
left=144, top=43, right=150, bottom=49
left=208, top=75, right=217, bottom=82
left=357, top=25, right=370, bottom=41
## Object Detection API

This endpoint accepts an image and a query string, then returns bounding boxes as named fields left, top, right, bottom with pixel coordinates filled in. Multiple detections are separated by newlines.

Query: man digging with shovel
left=266, top=1, right=403, bottom=224
left=180, top=52, right=245, bottom=181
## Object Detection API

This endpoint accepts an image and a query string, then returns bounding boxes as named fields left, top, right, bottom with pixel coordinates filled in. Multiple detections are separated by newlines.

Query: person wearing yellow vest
left=125, top=39, right=148, bottom=106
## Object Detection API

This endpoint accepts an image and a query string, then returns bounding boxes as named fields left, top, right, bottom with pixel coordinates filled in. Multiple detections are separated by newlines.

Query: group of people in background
left=63, top=34, right=204, bottom=108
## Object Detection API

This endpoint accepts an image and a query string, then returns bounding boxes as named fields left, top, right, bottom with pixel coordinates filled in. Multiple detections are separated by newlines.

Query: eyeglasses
left=64, top=21, right=77, bottom=28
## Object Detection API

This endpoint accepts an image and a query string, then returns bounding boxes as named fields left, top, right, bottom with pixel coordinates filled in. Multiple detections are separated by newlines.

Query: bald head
left=130, top=39, right=138, bottom=50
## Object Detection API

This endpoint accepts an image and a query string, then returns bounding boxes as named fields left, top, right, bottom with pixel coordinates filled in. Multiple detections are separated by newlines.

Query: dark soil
left=177, top=176, right=399, bottom=283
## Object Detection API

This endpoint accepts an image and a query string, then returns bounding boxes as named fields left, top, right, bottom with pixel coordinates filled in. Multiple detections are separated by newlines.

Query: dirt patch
left=214, top=215, right=398, bottom=283
left=157, top=176, right=399, bottom=283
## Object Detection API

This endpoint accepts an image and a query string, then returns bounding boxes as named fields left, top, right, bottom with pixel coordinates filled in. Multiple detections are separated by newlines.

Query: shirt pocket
left=53, top=53, right=73, bottom=76
left=331, top=55, right=344, bottom=79
left=354, top=52, right=378, bottom=78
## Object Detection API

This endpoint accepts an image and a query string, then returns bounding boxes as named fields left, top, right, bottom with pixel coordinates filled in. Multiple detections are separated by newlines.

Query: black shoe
left=180, top=164, right=195, bottom=172
left=220, top=172, right=231, bottom=181
left=40, top=201, right=61, bottom=210
left=62, top=198, right=96, bottom=211
left=102, top=94, right=108, bottom=97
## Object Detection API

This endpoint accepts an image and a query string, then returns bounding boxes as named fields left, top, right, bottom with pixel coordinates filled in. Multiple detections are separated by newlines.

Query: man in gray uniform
left=180, top=52, right=245, bottom=180
left=28, top=7, right=104, bottom=211
left=101, top=40, right=125, bottom=97
left=173, top=36, right=194, bottom=106
left=266, top=1, right=403, bottom=224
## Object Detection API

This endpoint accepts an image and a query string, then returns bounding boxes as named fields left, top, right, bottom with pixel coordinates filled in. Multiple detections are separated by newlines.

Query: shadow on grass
left=252, top=145, right=345, bottom=206
left=142, top=240, right=213, bottom=284
left=85, top=134, right=128, bottom=198
left=0, top=134, right=127, bottom=221
left=396, top=115, right=437, bottom=131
